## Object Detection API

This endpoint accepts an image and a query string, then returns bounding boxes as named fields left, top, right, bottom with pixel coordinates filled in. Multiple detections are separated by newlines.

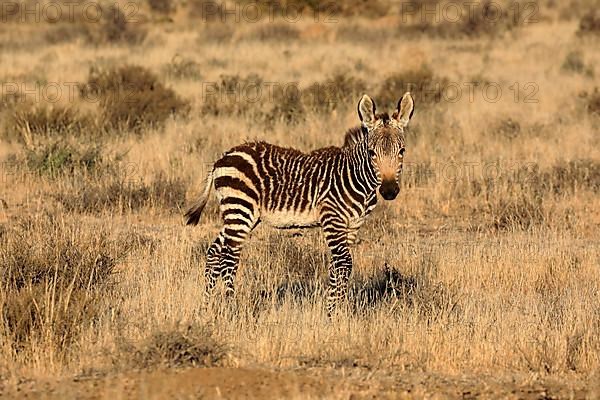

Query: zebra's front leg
left=320, top=213, right=353, bottom=315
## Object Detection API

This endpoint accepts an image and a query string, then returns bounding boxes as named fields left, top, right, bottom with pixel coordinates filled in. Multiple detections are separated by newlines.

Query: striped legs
left=204, top=199, right=258, bottom=303
left=204, top=233, right=224, bottom=303
left=320, top=209, right=353, bottom=315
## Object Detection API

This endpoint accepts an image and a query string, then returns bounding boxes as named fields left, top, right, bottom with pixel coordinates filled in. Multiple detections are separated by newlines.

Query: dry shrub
left=336, top=24, right=392, bottom=43
left=585, top=88, right=600, bottom=116
left=491, top=117, right=521, bottom=140
left=245, top=23, right=300, bottom=42
left=543, top=159, right=600, bottom=194
left=266, top=84, right=305, bottom=125
left=43, top=3, right=147, bottom=45
left=188, top=0, right=225, bottom=21
left=302, top=72, right=366, bottom=114
left=0, top=90, right=23, bottom=112
left=577, top=9, right=600, bottom=36
left=200, top=73, right=264, bottom=117
left=44, top=23, right=90, bottom=44
left=80, top=65, right=190, bottom=132
left=0, top=215, right=125, bottom=357
left=162, top=56, right=202, bottom=80
left=5, top=104, right=95, bottom=143
left=300, top=0, right=390, bottom=18
left=376, top=65, right=448, bottom=108
left=148, top=0, right=176, bottom=14
left=117, top=324, right=228, bottom=370
left=84, top=4, right=147, bottom=45
left=55, top=173, right=189, bottom=213
left=562, top=51, right=584, bottom=73
left=398, top=0, right=522, bottom=38
left=197, top=22, right=235, bottom=42
left=489, top=194, right=546, bottom=231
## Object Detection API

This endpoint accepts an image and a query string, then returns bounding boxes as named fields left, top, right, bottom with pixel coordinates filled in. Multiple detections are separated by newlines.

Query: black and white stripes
left=185, top=93, right=414, bottom=314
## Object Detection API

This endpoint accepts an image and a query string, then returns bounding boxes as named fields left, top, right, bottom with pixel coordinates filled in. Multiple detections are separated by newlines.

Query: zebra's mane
left=342, top=126, right=365, bottom=147
left=342, top=112, right=391, bottom=147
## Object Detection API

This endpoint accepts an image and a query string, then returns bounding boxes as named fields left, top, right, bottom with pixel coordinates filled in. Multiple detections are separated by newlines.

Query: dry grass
left=0, top=1, right=600, bottom=396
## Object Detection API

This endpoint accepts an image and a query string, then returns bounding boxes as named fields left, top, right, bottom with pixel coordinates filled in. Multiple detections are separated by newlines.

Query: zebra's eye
left=368, top=149, right=376, bottom=158
left=399, top=148, right=405, bottom=157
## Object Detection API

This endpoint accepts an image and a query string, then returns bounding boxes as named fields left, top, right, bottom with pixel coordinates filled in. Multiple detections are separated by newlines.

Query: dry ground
left=1, top=0, right=600, bottom=398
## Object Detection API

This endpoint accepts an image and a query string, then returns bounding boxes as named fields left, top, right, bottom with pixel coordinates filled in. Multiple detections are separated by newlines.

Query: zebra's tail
left=184, top=169, right=214, bottom=226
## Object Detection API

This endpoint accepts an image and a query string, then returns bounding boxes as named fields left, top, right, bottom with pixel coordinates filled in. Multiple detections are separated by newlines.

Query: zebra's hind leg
left=218, top=207, right=259, bottom=298
left=204, top=233, right=225, bottom=305
left=320, top=210, right=353, bottom=316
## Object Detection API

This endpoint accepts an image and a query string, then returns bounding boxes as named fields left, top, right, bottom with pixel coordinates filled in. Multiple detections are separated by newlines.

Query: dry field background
left=0, top=0, right=600, bottom=398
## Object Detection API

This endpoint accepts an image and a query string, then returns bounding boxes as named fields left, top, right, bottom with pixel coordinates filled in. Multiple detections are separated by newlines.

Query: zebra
left=185, top=92, right=414, bottom=314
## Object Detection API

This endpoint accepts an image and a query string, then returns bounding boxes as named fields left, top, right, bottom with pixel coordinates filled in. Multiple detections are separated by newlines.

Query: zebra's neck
left=343, top=138, right=380, bottom=196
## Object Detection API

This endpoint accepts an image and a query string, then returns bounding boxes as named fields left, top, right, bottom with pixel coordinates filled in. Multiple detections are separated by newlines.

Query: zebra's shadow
left=262, top=266, right=419, bottom=311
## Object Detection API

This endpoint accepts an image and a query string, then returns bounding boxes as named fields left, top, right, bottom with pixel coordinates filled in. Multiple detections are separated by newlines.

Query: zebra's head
left=357, top=92, right=414, bottom=200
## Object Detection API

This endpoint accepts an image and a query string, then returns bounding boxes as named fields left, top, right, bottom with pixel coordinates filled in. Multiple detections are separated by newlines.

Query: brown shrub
left=84, top=4, right=147, bottom=45
left=577, top=9, right=600, bottom=36
left=302, top=72, right=366, bottom=114
left=0, top=215, right=125, bottom=356
left=376, top=65, right=448, bottom=108
left=80, top=65, right=190, bottom=132
left=489, top=194, right=546, bottom=231
left=197, top=22, right=235, bottom=42
left=398, top=0, right=523, bottom=38
left=492, top=117, right=521, bottom=140
left=162, top=55, right=202, bottom=81
left=308, top=0, right=390, bottom=18
left=116, top=324, right=228, bottom=370
left=266, top=84, right=305, bottom=125
left=55, top=173, right=189, bottom=213
left=585, top=88, right=600, bottom=116
left=200, top=73, right=264, bottom=118
left=148, top=0, right=176, bottom=14
left=5, top=104, right=96, bottom=143
left=246, top=23, right=300, bottom=42
left=544, top=159, right=600, bottom=194
left=44, top=23, right=90, bottom=45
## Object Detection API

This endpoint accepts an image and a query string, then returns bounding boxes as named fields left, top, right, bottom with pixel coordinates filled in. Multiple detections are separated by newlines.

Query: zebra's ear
left=396, top=92, right=414, bottom=127
left=357, top=94, right=376, bottom=125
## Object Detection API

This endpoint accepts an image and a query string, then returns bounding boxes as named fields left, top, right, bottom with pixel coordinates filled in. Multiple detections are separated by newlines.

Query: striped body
left=212, top=140, right=379, bottom=231
left=186, top=93, right=414, bottom=314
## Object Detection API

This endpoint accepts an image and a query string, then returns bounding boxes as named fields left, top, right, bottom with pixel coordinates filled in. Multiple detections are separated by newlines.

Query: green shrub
left=23, top=141, right=104, bottom=177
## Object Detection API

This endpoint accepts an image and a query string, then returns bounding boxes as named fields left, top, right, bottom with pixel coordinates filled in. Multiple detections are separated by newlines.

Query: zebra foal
left=186, top=92, right=414, bottom=314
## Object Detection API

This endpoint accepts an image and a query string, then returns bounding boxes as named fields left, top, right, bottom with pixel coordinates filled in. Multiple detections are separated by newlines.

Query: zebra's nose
left=379, top=183, right=400, bottom=200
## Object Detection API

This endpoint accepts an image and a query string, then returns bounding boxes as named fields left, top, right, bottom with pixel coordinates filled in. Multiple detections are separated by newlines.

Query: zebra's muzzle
left=379, top=182, right=400, bottom=200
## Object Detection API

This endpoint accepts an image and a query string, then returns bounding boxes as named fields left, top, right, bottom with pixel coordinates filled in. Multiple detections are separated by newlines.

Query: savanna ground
left=0, top=0, right=600, bottom=398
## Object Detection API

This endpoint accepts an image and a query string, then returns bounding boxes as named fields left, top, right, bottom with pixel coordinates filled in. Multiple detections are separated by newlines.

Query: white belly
left=261, top=209, right=320, bottom=229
